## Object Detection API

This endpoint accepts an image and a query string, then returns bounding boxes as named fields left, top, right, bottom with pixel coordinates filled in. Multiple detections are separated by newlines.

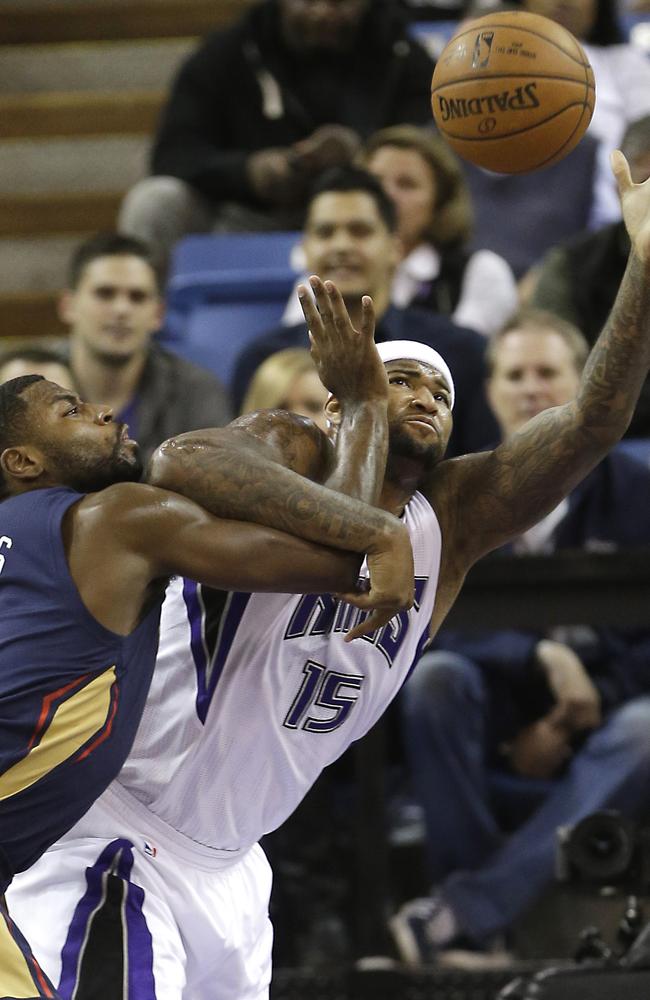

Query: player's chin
left=390, top=426, right=445, bottom=465
left=115, top=442, right=144, bottom=481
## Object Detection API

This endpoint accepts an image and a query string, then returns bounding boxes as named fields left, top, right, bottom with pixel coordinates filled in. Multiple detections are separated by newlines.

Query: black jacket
left=129, top=345, right=232, bottom=463
left=152, top=0, right=435, bottom=205
left=232, top=305, right=499, bottom=458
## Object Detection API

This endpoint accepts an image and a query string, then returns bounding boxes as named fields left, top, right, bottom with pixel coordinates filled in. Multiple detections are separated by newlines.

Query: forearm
left=577, top=251, right=650, bottom=444
left=325, top=400, right=388, bottom=503
left=147, top=431, right=400, bottom=556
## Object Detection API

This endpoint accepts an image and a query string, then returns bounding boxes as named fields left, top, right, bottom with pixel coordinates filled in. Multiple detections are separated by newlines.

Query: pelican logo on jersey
left=284, top=577, right=428, bottom=668
left=0, top=666, right=118, bottom=803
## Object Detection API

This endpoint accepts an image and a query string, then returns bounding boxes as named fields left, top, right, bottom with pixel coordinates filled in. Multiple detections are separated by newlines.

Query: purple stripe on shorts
left=124, top=876, right=156, bottom=999
left=58, top=839, right=155, bottom=999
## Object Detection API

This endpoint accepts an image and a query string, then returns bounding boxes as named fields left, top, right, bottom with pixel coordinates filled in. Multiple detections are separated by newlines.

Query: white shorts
left=6, top=786, right=273, bottom=1000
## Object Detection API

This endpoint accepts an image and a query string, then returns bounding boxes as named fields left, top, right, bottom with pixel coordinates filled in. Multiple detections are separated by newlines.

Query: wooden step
left=0, top=135, right=148, bottom=194
left=0, top=292, right=65, bottom=339
left=0, top=91, right=163, bottom=140
left=1, top=1, right=251, bottom=45
left=0, top=193, right=122, bottom=238
left=0, top=235, right=90, bottom=294
left=0, top=38, right=194, bottom=95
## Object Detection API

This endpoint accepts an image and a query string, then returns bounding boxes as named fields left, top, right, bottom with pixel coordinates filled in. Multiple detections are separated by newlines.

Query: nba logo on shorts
left=144, top=840, right=157, bottom=858
left=472, top=31, right=494, bottom=69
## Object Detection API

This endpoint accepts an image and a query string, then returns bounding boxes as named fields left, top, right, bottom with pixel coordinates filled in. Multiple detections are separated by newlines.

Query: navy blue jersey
left=0, top=487, right=162, bottom=890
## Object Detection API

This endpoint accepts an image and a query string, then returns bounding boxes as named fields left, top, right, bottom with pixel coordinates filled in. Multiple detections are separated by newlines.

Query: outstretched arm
left=434, top=152, right=650, bottom=565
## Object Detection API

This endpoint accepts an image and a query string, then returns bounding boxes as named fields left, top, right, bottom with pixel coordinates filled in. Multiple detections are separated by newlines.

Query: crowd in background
left=6, top=0, right=650, bottom=972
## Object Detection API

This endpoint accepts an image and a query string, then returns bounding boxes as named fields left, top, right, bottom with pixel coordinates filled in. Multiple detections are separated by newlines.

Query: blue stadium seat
left=160, top=232, right=302, bottom=379
left=613, top=438, right=650, bottom=469
left=170, top=300, right=290, bottom=387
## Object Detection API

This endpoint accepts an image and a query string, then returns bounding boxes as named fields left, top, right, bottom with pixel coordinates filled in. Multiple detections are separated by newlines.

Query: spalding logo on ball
left=431, top=11, right=595, bottom=173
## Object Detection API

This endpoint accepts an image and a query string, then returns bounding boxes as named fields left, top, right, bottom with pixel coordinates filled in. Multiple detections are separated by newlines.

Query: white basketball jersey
left=117, top=491, right=441, bottom=856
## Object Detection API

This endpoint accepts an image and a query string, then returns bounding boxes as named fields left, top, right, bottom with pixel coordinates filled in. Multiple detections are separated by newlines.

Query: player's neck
left=379, top=452, right=432, bottom=515
left=70, top=340, right=147, bottom=414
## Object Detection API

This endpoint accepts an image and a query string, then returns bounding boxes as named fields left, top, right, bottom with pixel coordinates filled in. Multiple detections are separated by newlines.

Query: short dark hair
left=67, top=232, right=163, bottom=292
left=306, top=166, right=398, bottom=233
left=0, top=346, right=69, bottom=374
left=0, top=375, right=44, bottom=501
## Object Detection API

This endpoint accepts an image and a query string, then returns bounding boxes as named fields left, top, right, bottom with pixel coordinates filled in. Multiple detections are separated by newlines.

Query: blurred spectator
left=530, top=115, right=650, bottom=436
left=522, top=0, right=650, bottom=158
left=0, top=346, right=73, bottom=388
left=119, top=0, right=435, bottom=264
left=61, top=233, right=232, bottom=463
left=390, top=309, right=650, bottom=964
left=232, top=165, right=499, bottom=457
left=361, top=125, right=517, bottom=335
left=241, top=347, right=329, bottom=431
left=461, top=132, right=604, bottom=280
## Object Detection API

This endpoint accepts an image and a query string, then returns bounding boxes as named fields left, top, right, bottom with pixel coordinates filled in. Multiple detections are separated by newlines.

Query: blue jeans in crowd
left=401, top=650, right=650, bottom=943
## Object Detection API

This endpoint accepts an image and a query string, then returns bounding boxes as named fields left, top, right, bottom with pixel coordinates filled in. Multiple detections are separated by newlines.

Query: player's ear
left=324, top=395, right=341, bottom=428
left=0, top=446, right=44, bottom=484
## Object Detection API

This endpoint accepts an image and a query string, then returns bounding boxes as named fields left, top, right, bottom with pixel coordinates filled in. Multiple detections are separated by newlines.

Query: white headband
left=377, top=340, right=455, bottom=410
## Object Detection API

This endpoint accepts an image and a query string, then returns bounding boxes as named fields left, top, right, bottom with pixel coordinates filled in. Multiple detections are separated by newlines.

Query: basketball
left=430, top=11, right=595, bottom=173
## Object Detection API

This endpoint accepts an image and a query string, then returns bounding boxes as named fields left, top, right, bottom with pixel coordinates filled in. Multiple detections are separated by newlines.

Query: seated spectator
left=461, top=131, right=606, bottom=280
left=241, top=347, right=329, bottom=432
left=390, top=309, right=650, bottom=964
left=471, top=0, right=650, bottom=280
left=530, top=115, right=650, bottom=436
left=61, top=233, right=232, bottom=462
left=0, top=346, right=73, bottom=388
left=362, top=125, right=518, bottom=335
left=522, top=0, right=650, bottom=161
left=118, top=0, right=435, bottom=264
left=232, top=165, right=499, bottom=457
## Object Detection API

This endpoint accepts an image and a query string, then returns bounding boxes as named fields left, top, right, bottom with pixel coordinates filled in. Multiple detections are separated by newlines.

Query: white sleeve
left=452, top=250, right=519, bottom=337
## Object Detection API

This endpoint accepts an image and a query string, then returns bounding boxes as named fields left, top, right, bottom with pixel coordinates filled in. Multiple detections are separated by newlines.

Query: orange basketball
left=430, top=11, right=595, bottom=173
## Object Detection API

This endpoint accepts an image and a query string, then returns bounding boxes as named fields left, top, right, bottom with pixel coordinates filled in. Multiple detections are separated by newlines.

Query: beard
left=388, top=424, right=444, bottom=470
left=46, top=431, right=143, bottom=493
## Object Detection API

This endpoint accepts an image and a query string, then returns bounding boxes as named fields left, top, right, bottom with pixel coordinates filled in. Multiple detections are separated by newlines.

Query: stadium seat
left=613, top=438, right=650, bottom=468
left=170, top=299, right=290, bottom=387
left=161, top=232, right=302, bottom=382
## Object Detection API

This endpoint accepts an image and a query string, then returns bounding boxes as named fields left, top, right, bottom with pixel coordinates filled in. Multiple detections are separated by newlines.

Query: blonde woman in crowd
left=241, top=347, right=329, bottom=432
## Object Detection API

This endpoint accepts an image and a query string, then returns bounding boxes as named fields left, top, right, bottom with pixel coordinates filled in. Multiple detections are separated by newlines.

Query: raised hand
left=297, top=275, right=388, bottom=406
left=612, top=149, right=650, bottom=263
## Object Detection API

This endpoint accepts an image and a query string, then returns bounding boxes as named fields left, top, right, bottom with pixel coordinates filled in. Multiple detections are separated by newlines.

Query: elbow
left=145, top=437, right=186, bottom=493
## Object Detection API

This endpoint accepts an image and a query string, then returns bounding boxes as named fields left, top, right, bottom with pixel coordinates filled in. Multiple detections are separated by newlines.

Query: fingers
left=611, top=149, right=632, bottom=194
left=344, top=607, right=396, bottom=642
left=297, top=283, right=324, bottom=337
left=360, top=295, right=376, bottom=341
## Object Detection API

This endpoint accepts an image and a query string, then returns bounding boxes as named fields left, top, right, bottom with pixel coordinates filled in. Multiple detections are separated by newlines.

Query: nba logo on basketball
left=472, top=31, right=494, bottom=69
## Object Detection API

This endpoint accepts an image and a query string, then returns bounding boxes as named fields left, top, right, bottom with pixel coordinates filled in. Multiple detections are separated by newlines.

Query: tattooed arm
left=146, top=276, right=392, bottom=538
left=147, top=277, right=413, bottom=632
left=430, top=152, right=650, bottom=567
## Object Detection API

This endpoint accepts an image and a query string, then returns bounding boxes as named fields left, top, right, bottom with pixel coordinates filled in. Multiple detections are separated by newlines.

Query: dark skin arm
left=65, top=483, right=362, bottom=636
left=425, top=153, right=650, bottom=634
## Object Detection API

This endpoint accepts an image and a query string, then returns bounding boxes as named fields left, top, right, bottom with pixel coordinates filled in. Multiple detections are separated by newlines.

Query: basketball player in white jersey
left=9, top=150, right=650, bottom=999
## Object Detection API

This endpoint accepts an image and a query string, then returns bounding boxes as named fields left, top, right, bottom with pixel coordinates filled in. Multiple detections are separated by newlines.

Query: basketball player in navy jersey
left=0, top=306, right=416, bottom=999
left=8, top=150, right=650, bottom=999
